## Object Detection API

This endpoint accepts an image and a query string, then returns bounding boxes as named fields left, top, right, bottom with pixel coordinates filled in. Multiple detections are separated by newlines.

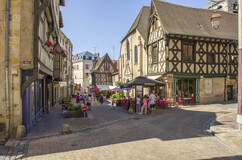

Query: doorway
left=227, top=85, right=233, bottom=100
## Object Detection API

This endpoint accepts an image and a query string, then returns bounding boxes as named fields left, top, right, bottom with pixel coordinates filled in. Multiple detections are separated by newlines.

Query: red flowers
left=49, top=48, right=56, bottom=54
left=45, top=40, right=53, bottom=48
left=45, top=40, right=56, bottom=55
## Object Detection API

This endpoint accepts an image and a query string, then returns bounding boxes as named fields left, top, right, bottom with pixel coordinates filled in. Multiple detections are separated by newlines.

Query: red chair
left=169, top=98, right=174, bottom=107
left=178, top=97, right=185, bottom=106
left=190, top=96, right=195, bottom=105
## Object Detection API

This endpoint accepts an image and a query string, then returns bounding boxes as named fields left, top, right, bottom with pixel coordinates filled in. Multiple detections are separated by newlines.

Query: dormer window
left=89, top=56, right=92, bottom=60
left=83, top=56, right=86, bottom=60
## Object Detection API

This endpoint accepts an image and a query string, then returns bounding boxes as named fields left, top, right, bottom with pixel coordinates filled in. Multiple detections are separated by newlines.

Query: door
left=227, top=85, right=233, bottom=100
left=195, top=79, right=200, bottom=103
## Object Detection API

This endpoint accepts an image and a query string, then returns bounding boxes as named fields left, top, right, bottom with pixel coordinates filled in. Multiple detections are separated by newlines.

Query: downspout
left=225, top=40, right=235, bottom=101
left=5, top=0, right=10, bottom=138
left=21, top=0, right=48, bottom=97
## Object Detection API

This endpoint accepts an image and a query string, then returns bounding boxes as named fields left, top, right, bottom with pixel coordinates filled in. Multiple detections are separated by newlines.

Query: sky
left=61, top=0, right=207, bottom=60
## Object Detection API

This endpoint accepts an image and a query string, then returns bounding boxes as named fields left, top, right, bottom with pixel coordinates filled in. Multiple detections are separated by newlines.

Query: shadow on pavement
left=201, top=155, right=242, bottom=160
left=23, top=105, right=232, bottom=159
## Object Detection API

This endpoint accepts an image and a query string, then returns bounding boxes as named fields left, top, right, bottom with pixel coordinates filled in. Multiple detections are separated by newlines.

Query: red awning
left=92, top=88, right=100, bottom=92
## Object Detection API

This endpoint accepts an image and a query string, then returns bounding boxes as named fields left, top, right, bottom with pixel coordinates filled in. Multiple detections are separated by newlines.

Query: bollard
left=15, top=125, right=26, bottom=140
left=62, top=124, right=70, bottom=133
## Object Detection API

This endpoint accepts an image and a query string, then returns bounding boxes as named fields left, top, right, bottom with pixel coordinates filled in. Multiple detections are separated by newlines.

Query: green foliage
left=68, top=103, right=75, bottom=111
left=111, top=93, right=122, bottom=99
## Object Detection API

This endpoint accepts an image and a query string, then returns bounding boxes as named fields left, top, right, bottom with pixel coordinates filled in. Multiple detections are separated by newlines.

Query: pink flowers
left=45, top=40, right=56, bottom=55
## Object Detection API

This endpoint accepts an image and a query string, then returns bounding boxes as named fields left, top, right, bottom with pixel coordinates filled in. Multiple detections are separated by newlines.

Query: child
left=140, top=95, right=148, bottom=115
left=136, top=95, right=141, bottom=112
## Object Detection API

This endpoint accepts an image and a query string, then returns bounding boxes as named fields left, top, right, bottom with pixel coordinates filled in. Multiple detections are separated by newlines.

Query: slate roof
left=91, top=53, right=116, bottom=72
left=73, top=51, right=99, bottom=62
left=153, top=0, right=238, bottom=40
left=205, top=0, right=224, bottom=9
left=121, top=6, right=151, bottom=42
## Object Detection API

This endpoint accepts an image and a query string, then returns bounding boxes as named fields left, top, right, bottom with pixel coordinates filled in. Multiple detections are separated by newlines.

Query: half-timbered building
left=90, top=54, right=117, bottom=88
left=146, top=0, right=238, bottom=104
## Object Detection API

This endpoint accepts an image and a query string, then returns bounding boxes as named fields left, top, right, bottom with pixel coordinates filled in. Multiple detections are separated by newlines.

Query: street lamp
left=211, top=11, right=221, bottom=30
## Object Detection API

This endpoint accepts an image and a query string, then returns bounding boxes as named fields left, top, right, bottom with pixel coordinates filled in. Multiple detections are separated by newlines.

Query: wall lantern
left=211, top=11, right=221, bottom=30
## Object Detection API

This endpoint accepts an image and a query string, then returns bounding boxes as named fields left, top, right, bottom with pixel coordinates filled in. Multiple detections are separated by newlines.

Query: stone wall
left=200, top=77, right=225, bottom=104
left=0, top=0, right=6, bottom=124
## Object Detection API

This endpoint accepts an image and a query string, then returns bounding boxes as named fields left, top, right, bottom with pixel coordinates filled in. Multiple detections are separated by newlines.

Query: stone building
left=119, top=7, right=150, bottom=84
left=73, top=51, right=99, bottom=93
left=0, top=0, right=66, bottom=138
left=145, top=0, right=238, bottom=104
left=205, top=0, right=238, bottom=14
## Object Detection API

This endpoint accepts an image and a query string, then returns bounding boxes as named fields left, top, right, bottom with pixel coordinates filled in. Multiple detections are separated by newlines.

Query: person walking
left=76, top=93, right=80, bottom=104
left=87, top=95, right=91, bottom=110
left=136, top=95, right=141, bottom=113
left=140, top=95, right=148, bottom=115
left=149, top=91, right=156, bottom=115
left=100, top=94, right=104, bottom=107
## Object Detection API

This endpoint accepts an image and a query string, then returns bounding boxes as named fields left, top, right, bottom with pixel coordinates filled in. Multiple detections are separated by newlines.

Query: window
left=134, top=46, right=138, bottom=64
left=104, top=63, right=108, bottom=70
left=86, top=64, right=89, bottom=69
left=89, top=56, right=92, bottom=60
left=233, top=3, right=238, bottom=13
left=83, top=56, right=86, bottom=60
left=152, top=18, right=158, bottom=31
left=182, top=42, right=194, bottom=61
left=217, top=5, right=222, bottom=10
left=208, top=54, right=215, bottom=63
left=126, top=40, right=130, bottom=60
left=152, top=45, right=158, bottom=64
left=86, top=73, right=89, bottom=77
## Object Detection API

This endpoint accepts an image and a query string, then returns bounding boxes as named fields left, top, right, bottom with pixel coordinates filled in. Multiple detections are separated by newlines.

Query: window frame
left=134, top=45, right=138, bottom=64
left=182, top=41, right=195, bottom=62
left=152, top=44, right=158, bottom=64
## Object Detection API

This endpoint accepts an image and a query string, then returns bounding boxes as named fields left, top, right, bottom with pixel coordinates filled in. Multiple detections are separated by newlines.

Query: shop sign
left=21, top=61, right=31, bottom=67
left=144, top=83, right=155, bottom=86
left=136, top=85, right=143, bottom=92
left=52, top=81, right=59, bottom=85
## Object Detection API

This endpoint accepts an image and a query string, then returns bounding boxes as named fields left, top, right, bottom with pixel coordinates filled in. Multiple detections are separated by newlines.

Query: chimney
left=76, top=54, right=78, bottom=60
left=95, top=53, right=100, bottom=57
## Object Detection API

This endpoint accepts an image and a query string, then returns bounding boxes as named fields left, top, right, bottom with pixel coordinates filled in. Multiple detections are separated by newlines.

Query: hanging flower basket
left=49, top=48, right=56, bottom=54
left=45, top=40, right=53, bottom=48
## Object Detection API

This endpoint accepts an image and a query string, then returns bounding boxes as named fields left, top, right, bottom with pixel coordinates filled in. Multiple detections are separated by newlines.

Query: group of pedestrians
left=76, top=93, right=104, bottom=110
left=136, top=91, right=157, bottom=115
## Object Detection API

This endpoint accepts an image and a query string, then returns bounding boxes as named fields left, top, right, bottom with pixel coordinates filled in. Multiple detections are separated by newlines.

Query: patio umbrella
left=112, top=86, right=133, bottom=90
left=91, top=88, right=100, bottom=92
left=120, top=76, right=165, bottom=88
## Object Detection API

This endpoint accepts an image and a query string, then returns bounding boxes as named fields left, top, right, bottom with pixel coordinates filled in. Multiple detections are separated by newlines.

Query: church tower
left=205, top=0, right=238, bottom=13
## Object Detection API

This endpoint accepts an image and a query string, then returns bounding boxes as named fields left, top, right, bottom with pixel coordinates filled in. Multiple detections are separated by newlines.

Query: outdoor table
left=182, top=97, right=192, bottom=105
left=158, top=100, right=168, bottom=109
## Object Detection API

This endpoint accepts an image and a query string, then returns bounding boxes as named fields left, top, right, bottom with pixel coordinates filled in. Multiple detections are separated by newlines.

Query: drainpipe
left=5, top=0, right=10, bottom=138
left=225, top=40, right=235, bottom=101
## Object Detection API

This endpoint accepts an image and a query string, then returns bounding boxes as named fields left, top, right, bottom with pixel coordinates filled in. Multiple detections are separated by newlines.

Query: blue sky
left=61, top=0, right=207, bottom=60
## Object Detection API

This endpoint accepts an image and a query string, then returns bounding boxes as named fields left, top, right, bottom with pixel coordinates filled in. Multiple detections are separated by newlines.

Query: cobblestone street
left=13, top=103, right=241, bottom=160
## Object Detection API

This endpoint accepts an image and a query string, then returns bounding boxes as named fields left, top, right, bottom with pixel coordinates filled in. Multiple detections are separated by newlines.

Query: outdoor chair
left=190, top=96, right=195, bottom=105
left=178, top=97, right=185, bottom=106
left=169, top=98, right=174, bottom=107
left=164, top=98, right=170, bottom=107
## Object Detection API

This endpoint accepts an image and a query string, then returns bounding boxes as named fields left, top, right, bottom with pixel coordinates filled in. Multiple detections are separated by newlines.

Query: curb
left=203, top=113, right=241, bottom=155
